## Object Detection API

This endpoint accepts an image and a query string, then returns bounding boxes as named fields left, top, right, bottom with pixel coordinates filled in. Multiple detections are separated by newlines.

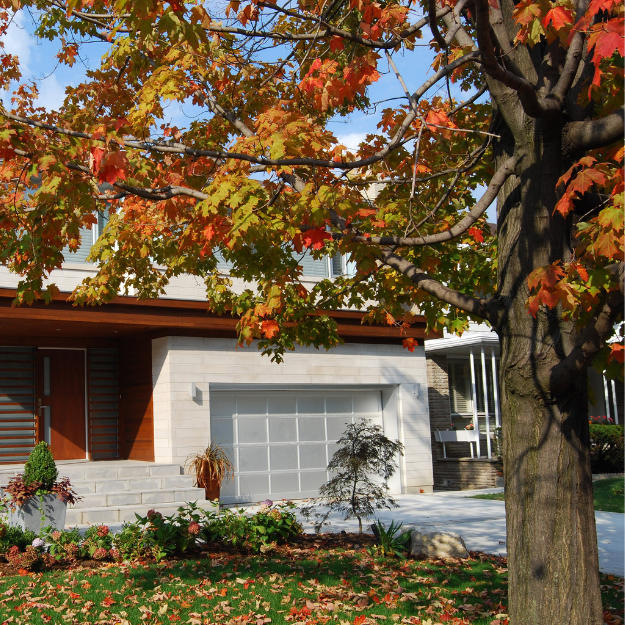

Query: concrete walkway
left=292, top=491, right=625, bottom=577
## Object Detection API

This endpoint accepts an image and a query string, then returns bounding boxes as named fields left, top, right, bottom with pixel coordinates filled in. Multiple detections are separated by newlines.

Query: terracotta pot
left=197, top=461, right=221, bottom=501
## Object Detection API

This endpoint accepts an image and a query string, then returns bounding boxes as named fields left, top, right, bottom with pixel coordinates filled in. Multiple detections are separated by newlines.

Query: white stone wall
left=0, top=265, right=325, bottom=301
left=151, top=336, right=434, bottom=493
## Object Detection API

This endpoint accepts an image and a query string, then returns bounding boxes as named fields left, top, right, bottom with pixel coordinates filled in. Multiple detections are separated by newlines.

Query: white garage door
left=210, top=390, right=384, bottom=504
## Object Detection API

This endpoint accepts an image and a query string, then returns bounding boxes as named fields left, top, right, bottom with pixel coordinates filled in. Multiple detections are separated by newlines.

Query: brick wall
left=426, top=354, right=501, bottom=490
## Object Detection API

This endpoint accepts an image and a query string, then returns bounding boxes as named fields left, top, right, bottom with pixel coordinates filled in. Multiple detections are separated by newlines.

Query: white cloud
left=37, top=74, right=68, bottom=112
left=1, top=11, right=32, bottom=73
left=335, top=131, right=369, bottom=152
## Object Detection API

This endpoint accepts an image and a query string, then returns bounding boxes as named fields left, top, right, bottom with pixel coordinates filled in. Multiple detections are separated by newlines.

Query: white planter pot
left=434, top=430, right=480, bottom=443
left=8, top=494, right=67, bottom=534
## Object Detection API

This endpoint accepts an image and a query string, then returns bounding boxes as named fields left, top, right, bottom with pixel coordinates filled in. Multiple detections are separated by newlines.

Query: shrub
left=23, top=442, right=58, bottom=490
left=301, top=419, right=404, bottom=533
left=368, top=520, right=411, bottom=558
left=5, top=545, right=52, bottom=571
left=43, top=527, right=85, bottom=563
left=0, top=523, right=37, bottom=554
left=590, top=424, right=624, bottom=474
left=204, top=501, right=301, bottom=553
left=113, top=504, right=207, bottom=562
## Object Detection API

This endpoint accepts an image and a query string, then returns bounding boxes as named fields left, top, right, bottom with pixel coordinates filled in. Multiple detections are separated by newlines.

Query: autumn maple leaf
left=97, top=151, right=129, bottom=185
left=261, top=319, right=280, bottom=339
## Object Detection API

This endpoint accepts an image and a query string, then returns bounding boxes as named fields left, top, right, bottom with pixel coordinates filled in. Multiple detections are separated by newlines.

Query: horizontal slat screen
left=88, top=348, right=120, bottom=459
left=0, top=347, right=36, bottom=463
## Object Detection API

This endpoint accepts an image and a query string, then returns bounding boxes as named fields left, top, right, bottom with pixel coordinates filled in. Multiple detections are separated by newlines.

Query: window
left=448, top=358, right=497, bottom=415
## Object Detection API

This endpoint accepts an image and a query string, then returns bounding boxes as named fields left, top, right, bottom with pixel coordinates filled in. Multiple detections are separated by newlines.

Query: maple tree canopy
left=0, top=0, right=623, bottom=622
left=0, top=0, right=621, bottom=367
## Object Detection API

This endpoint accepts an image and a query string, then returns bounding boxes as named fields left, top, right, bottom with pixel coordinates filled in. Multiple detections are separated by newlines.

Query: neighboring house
left=0, top=224, right=439, bottom=504
left=425, top=323, right=623, bottom=491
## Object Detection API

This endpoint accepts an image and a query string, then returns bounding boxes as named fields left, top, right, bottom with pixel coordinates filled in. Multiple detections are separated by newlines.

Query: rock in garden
left=408, top=526, right=468, bottom=559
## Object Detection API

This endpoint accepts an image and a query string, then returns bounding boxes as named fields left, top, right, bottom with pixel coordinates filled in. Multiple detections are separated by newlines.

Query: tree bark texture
left=492, top=97, right=603, bottom=623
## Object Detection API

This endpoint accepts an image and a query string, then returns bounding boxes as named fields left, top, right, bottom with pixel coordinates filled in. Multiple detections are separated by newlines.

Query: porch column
left=611, top=380, right=619, bottom=425
left=491, top=347, right=501, bottom=429
left=603, top=376, right=612, bottom=422
left=481, top=346, right=492, bottom=459
left=469, top=348, right=480, bottom=457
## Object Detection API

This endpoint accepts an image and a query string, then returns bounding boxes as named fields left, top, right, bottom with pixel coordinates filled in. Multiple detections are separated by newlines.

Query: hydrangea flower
left=96, top=525, right=109, bottom=537
left=188, top=522, right=201, bottom=535
left=261, top=499, right=273, bottom=507
left=31, top=538, right=45, bottom=550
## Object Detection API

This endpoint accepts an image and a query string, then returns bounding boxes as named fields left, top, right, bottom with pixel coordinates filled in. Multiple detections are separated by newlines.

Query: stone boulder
left=406, top=525, right=468, bottom=559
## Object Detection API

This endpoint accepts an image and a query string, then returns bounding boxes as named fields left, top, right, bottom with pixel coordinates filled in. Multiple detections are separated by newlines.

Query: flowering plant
left=589, top=415, right=615, bottom=424
left=465, top=423, right=475, bottom=430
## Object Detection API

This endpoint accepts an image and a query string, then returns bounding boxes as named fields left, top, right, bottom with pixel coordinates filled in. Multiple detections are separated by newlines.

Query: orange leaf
left=354, top=616, right=367, bottom=625
left=402, top=338, right=417, bottom=352
left=97, top=151, right=129, bottom=185
left=542, top=6, right=574, bottom=30
left=330, top=36, right=345, bottom=52
left=467, top=226, right=484, bottom=243
left=261, top=319, right=280, bottom=339
left=609, top=343, right=624, bottom=365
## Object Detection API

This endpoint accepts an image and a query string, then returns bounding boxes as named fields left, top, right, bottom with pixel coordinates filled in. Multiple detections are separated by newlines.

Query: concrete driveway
left=293, top=491, right=625, bottom=577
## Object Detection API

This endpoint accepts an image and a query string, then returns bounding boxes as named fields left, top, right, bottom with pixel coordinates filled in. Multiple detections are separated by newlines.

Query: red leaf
left=354, top=616, right=367, bottom=625
left=542, top=6, right=574, bottom=30
left=402, top=338, right=417, bottom=352
left=97, top=151, right=129, bottom=185
left=261, top=319, right=280, bottom=339
left=588, top=19, right=625, bottom=64
left=609, top=343, right=624, bottom=365
left=89, top=146, right=106, bottom=174
left=527, top=264, right=565, bottom=290
left=568, top=167, right=606, bottom=196
left=101, top=596, right=116, bottom=607
left=330, top=36, right=345, bottom=52
left=301, top=227, right=332, bottom=250
left=467, top=226, right=484, bottom=243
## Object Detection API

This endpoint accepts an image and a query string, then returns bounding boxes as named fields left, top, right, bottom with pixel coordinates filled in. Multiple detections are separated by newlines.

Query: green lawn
left=0, top=535, right=622, bottom=625
left=470, top=477, right=624, bottom=513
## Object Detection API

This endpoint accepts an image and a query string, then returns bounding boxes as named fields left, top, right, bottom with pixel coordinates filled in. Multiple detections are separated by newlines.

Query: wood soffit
left=0, top=288, right=440, bottom=344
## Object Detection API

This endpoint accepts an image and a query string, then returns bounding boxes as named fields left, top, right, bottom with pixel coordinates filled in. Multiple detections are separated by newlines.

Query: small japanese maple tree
left=306, top=419, right=404, bottom=534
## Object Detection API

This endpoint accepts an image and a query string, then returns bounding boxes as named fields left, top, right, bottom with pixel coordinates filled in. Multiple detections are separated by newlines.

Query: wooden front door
left=37, top=349, right=87, bottom=460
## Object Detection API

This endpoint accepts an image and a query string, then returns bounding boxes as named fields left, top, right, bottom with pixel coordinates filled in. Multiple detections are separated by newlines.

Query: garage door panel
left=297, top=395, right=325, bottom=414
left=269, top=418, right=297, bottom=442
left=240, top=474, right=270, bottom=498
left=354, top=393, right=381, bottom=414
left=300, top=445, right=327, bottom=469
left=325, top=396, right=352, bottom=413
left=239, top=446, right=268, bottom=472
left=271, top=473, right=299, bottom=494
left=301, top=471, right=327, bottom=492
left=236, top=395, right=267, bottom=415
left=270, top=445, right=298, bottom=470
left=298, top=418, right=325, bottom=441
left=211, top=418, right=235, bottom=445
left=211, top=395, right=236, bottom=417
left=238, top=418, right=267, bottom=443
left=327, top=417, right=352, bottom=440
left=268, top=395, right=296, bottom=414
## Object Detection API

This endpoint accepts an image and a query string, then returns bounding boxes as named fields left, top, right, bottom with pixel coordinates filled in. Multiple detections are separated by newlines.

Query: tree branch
left=328, top=155, right=517, bottom=246
left=564, top=106, right=625, bottom=152
left=473, top=0, right=561, bottom=119
left=379, top=249, right=494, bottom=320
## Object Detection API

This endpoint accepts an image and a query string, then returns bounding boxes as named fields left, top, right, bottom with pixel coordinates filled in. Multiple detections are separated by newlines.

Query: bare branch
left=428, top=0, right=448, bottom=50
left=565, top=106, right=625, bottom=152
left=330, top=155, right=517, bottom=246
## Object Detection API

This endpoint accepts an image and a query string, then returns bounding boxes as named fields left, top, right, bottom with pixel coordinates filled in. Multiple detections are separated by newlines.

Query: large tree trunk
left=493, top=109, right=604, bottom=623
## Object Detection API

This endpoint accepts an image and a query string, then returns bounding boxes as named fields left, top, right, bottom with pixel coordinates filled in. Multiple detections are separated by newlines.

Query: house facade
left=0, top=235, right=439, bottom=502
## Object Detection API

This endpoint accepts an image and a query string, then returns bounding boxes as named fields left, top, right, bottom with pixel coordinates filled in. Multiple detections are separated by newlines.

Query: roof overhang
left=0, top=289, right=441, bottom=346
left=424, top=332, right=500, bottom=357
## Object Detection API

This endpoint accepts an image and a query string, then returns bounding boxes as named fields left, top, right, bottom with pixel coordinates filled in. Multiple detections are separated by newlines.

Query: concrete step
left=73, top=487, right=206, bottom=509
left=70, top=474, right=196, bottom=494
left=66, top=499, right=216, bottom=526
left=56, top=463, right=184, bottom=483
